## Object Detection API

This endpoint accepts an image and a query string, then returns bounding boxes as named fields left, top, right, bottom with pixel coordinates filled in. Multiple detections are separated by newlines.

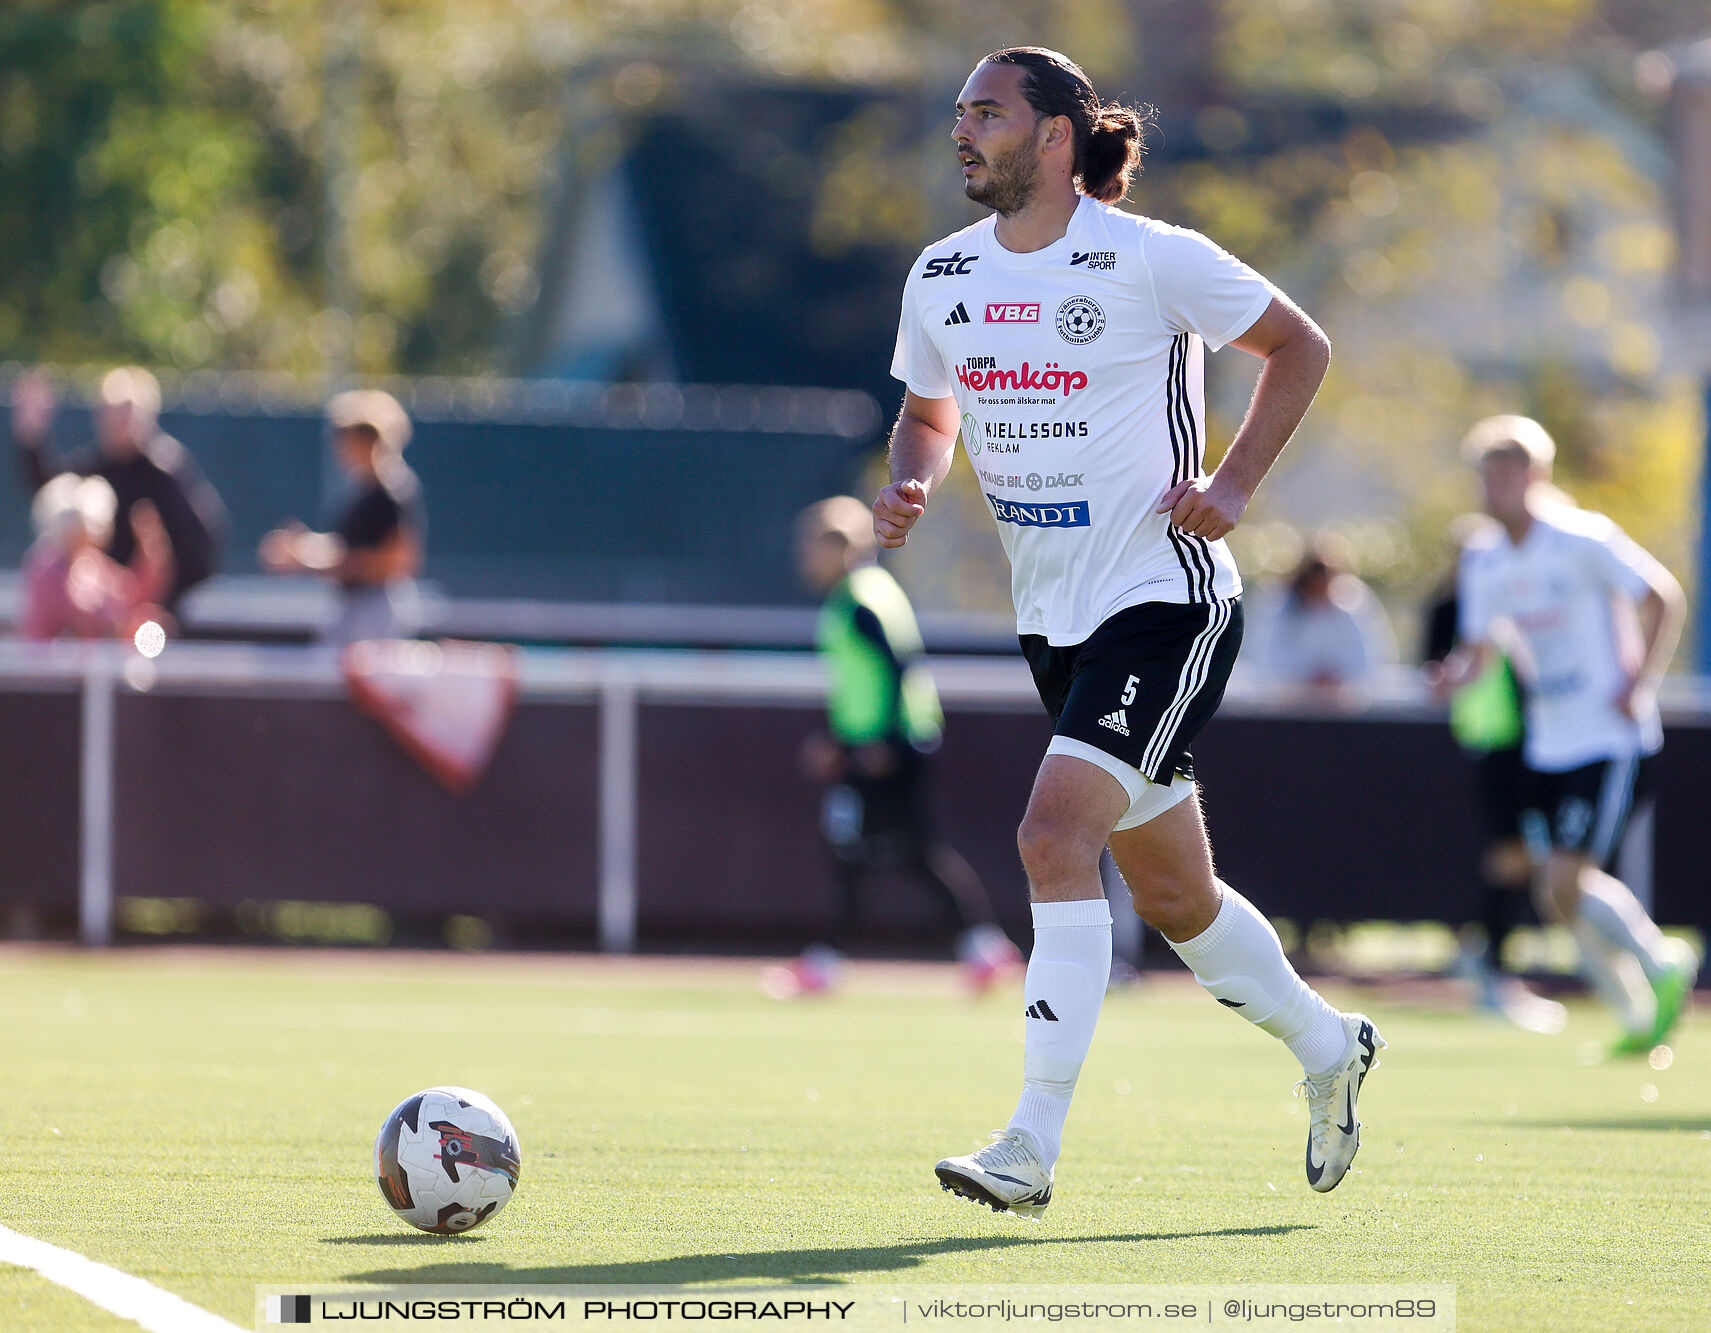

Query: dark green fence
left=1, top=378, right=883, bottom=604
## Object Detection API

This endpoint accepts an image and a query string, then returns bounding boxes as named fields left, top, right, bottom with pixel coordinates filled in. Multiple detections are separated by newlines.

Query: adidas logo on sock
left=1024, top=1000, right=1060, bottom=1021
left=944, top=302, right=971, bottom=326
left=1097, top=709, right=1130, bottom=737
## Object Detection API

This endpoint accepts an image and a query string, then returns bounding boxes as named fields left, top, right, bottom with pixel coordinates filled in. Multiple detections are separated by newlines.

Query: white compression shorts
left=1046, top=735, right=1196, bottom=831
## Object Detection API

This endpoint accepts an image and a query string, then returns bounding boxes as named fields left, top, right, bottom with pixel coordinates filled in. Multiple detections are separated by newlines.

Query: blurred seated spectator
left=22, top=473, right=172, bottom=641
left=1254, top=532, right=1396, bottom=691
left=259, top=389, right=424, bottom=646
left=11, top=367, right=226, bottom=614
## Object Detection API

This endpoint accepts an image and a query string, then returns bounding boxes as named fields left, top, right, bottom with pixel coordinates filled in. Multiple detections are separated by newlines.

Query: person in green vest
left=1423, top=517, right=1565, bottom=1034
left=766, top=496, right=1021, bottom=997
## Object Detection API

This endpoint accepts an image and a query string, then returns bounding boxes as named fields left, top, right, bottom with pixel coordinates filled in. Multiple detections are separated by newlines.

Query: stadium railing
left=4, top=640, right=1710, bottom=953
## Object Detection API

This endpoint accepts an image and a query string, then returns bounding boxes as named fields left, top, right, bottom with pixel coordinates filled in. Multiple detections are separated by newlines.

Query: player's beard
left=963, top=137, right=1041, bottom=216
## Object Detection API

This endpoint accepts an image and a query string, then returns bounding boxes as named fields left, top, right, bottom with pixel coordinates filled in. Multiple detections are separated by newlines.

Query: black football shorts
left=1521, top=751, right=1657, bottom=870
left=820, top=749, right=931, bottom=865
left=1021, top=598, right=1244, bottom=786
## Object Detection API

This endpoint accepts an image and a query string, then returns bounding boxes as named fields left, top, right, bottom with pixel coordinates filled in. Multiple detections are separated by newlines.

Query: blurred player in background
left=1422, top=515, right=1565, bottom=1034
left=11, top=366, right=226, bottom=614
left=21, top=473, right=171, bottom=641
left=1436, top=416, right=1695, bottom=1056
left=770, top=496, right=1021, bottom=998
left=259, top=389, right=423, bottom=646
left=877, top=47, right=1378, bottom=1217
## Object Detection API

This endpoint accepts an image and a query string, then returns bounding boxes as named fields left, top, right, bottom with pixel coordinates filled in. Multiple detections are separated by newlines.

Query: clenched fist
left=873, top=479, right=928, bottom=548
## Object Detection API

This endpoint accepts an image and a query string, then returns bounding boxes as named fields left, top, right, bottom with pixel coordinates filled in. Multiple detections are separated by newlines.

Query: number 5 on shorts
left=1121, top=674, right=1139, bottom=706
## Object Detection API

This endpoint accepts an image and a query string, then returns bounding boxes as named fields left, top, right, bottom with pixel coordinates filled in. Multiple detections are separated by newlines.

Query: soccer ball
left=374, top=1086, right=521, bottom=1234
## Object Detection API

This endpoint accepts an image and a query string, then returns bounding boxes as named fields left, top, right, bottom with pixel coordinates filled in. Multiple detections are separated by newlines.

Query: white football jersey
left=1459, top=506, right=1664, bottom=770
left=891, top=195, right=1275, bottom=645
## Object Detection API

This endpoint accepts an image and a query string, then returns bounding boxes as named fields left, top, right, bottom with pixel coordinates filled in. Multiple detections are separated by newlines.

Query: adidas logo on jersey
left=1025, top=1001, right=1060, bottom=1021
left=1097, top=709, right=1130, bottom=737
left=944, top=302, right=971, bottom=326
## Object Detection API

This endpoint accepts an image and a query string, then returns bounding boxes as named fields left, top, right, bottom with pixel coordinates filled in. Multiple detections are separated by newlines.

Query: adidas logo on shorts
left=1097, top=709, right=1130, bottom=737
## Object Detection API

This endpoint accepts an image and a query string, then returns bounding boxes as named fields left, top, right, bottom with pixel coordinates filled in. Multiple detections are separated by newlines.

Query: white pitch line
left=0, top=1223, right=245, bottom=1333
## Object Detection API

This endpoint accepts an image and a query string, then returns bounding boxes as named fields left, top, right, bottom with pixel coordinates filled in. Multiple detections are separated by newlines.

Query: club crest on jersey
left=1056, top=295, right=1105, bottom=344
left=984, top=303, right=1040, bottom=323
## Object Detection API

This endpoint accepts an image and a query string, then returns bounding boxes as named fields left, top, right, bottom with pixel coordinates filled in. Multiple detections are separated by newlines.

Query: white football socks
left=1006, top=897, right=1112, bottom=1171
left=1575, top=871, right=1673, bottom=983
left=1170, top=883, right=1348, bottom=1075
left=1570, top=914, right=1655, bottom=1033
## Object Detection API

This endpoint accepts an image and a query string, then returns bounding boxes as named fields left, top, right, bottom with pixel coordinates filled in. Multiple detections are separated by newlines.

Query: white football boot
left=935, top=1129, right=1053, bottom=1218
left=1298, top=1012, right=1385, bottom=1193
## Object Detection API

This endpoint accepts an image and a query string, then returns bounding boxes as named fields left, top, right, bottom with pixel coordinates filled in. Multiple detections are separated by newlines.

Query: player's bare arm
left=874, top=390, right=960, bottom=548
left=1156, top=293, right=1330, bottom=540
left=1619, top=566, right=1686, bottom=718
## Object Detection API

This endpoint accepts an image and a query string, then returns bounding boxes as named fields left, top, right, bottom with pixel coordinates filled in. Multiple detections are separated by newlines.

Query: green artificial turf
left=4, top=948, right=1708, bottom=1331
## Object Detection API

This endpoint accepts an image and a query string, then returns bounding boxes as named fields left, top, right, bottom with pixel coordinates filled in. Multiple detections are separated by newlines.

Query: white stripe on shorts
left=1589, top=751, right=1641, bottom=866
left=1140, top=598, right=1234, bottom=779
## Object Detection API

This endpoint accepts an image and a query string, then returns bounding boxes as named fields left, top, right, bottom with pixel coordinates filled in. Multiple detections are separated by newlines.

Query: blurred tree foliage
left=0, top=3, right=285, bottom=367
left=0, top=0, right=1113, bottom=377
left=1193, top=0, right=1705, bottom=631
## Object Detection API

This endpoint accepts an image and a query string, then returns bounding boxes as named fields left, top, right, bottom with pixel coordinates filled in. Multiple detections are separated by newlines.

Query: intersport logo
left=956, top=359, right=1089, bottom=397
left=984, top=303, right=1040, bottom=323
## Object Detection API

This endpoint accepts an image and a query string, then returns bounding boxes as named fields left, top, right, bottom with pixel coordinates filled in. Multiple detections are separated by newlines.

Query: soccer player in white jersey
left=874, top=46, right=1382, bottom=1217
left=1439, top=415, right=1696, bottom=1056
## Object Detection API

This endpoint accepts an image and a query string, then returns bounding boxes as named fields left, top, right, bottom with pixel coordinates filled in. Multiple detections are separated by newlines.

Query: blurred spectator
left=11, top=367, right=226, bottom=613
left=21, top=473, right=171, bottom=641
left=766, top=496, right=1021, bottom=998
left=1255, top=532, right=1396, bottom=691
left=259, top=389, right=424, bottom=646
left=1422, top=514, right=1564, bottom=1034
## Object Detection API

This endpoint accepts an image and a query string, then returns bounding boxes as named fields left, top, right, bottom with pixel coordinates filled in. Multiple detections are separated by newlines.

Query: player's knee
left=1481, top=839, right=1532, bottom=889
left=1016, top=811, right=1098, bottom=888
left=1125, top=867, right=1209, bottom=934
left=1537, top=854, right=1582, bottom=917
left=1542, top=854, right=1579, bottom=898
